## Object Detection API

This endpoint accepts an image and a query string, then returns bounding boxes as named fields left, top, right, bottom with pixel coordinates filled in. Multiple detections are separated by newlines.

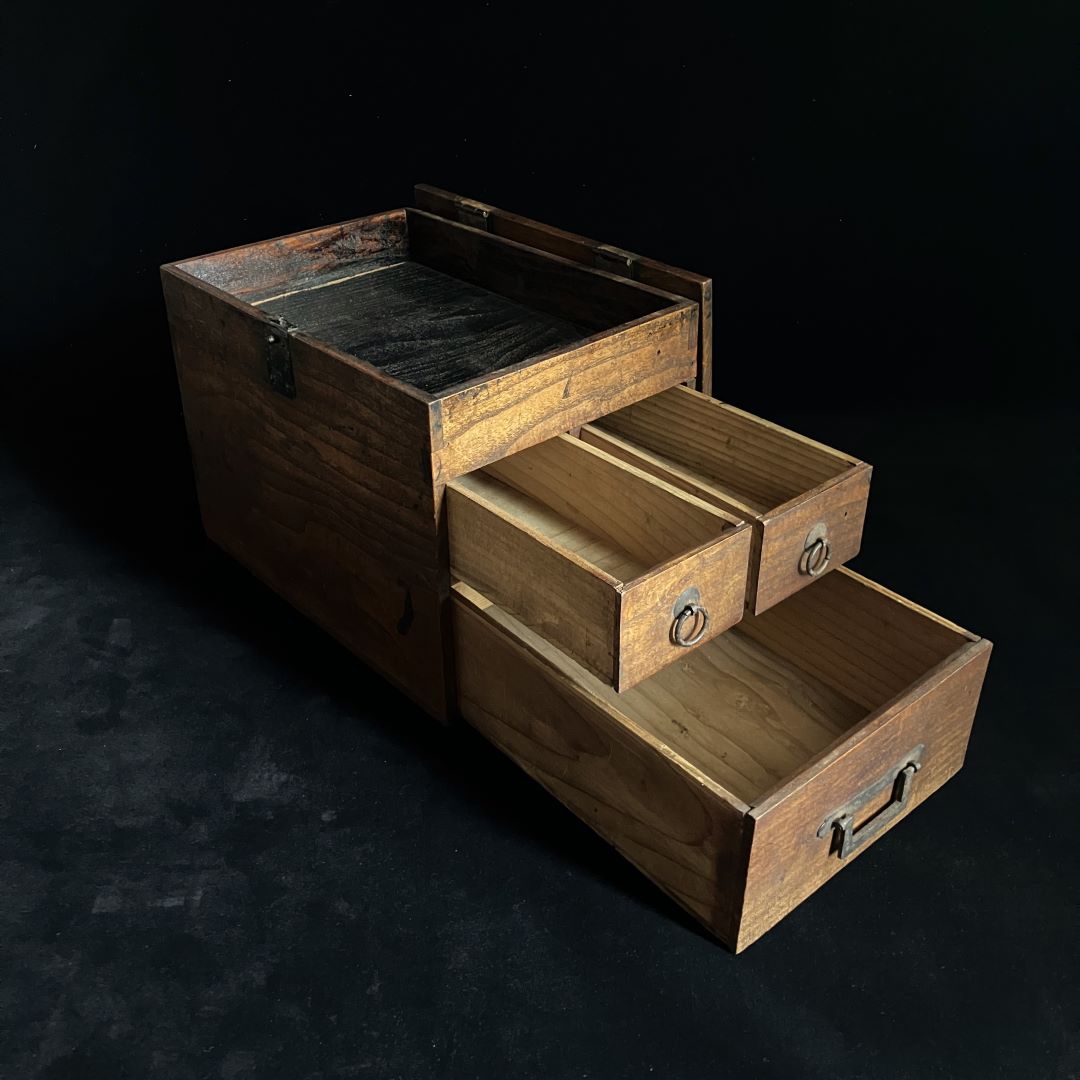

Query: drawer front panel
left=756, top=464, right=872, bottom=614
left=740, top=639, right=991, bottom=950
left=452, top=584, right=749, bottom=943
left=582, top=385, right=872, bottom=615
left=448, top=436, right=751, bottom=691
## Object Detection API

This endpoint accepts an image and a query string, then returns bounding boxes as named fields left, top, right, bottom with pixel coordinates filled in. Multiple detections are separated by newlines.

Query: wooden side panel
left=452, top=585, right=749, bottom=945
left=483, top=435, right=738, bottom=566
left=161, top=267, right=451, bottom=719
left=579, top=423, right=762, bottom=610
left=738, top=639, right=991, bottom=951
left=738, top=568, right=975, bottom=712
left=174, top=209, right=410, bottom=302
left=754, top=463, right=872, bottom=614
left=432, top=305, right=699, bottom=481
left=414, top=185, right=714, bottom=393
left=406, top=208, right=680, bottom=333
left=593, top=385, right=857, bottom=514
left=446, top=482, right=620, bottom=685
left=617, top=527, right=753, bottom=691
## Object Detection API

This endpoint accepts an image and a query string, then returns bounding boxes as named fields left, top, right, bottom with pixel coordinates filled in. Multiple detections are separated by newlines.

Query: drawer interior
left=457, top=568, right=974, bottom=805
left=585, top=384, right=859, bottom=517
left=174, top=207, right=684, bottom=398
left=452, top=436, right=739, bottom=583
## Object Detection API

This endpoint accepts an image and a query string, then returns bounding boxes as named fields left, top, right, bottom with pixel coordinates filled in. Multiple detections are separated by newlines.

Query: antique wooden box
left=162, top=185, right=991, bottom=950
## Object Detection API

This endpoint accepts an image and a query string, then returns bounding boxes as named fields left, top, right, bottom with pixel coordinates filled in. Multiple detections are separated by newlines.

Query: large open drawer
left=452, top=569, right=991, bottom=950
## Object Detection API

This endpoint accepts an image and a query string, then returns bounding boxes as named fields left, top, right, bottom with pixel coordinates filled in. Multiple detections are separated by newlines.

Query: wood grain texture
left=738, top=568, right=975, bottom=712
left=453, top=582, right=750, bottom=944
left=432, top=304, right=699, bottom=481
left=482, top=435, right=738, bottom=564
left=175, top=209, right=410, bottom=303
left=453, top=583, right=866, bottom=811
left=165, top=205, right=709, bottom=720
left=447, top=476, right=621, bottom=683
left=414, top=185, right=714, bottom=393
left=407, top=208, right=682, bottom=335
left=754, top=464, right=872, bottom=614
left=161, top=264, right=451, bottom=719
left=451, top=569, right=990, bottom=951
left=256, top=260, right=588, bottom=395
left=739, top=638, right=991, bottom=951
left=616, top=529, right=752, bottom=691
left=583, top=384, right=872, bottom=613
left=448, top=435, right=750, bottom=689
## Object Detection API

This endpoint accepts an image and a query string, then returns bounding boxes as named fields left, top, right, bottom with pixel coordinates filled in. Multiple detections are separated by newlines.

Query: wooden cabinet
left=162, top=186, right=991, bottom=949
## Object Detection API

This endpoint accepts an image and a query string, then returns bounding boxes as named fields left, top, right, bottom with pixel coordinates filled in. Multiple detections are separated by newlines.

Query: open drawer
left=452, top=568, right=991, bottom=950
left=581, top=384, right=872, bottom=613
left=447, top=434, right=752, bottom=690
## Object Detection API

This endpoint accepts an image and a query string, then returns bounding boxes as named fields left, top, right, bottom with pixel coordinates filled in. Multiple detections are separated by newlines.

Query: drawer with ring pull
left=579, top=384, right=873, bottom=614
left=446, top=433, right=753, bottom=691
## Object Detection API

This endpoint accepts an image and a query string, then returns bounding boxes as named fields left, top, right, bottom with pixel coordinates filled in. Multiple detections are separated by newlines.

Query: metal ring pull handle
left=672, top=603, right=709, bottom=648
left=799, top=523, right=832, bottom=577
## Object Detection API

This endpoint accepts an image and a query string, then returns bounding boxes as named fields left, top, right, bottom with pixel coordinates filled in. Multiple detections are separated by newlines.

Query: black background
left=2, top=4, right=1077, bottom=1078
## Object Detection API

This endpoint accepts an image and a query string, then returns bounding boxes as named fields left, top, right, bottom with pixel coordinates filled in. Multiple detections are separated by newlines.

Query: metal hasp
left=265, top=315, right=296, bottom=398
left=816, top=745, right=925, bottom=859
left=593, top=244, right=639, bottom=280
left=455, top=198, right=491, bottom=232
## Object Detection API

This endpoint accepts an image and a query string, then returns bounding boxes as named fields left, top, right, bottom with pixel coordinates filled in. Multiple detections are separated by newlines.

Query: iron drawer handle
left=672, top=603, right=709, bottom=647
left=816, top=747, right=924, bottom=859
left=801, top=537, right=831, bottom=576
left=800, top=523, right=832, bottom=576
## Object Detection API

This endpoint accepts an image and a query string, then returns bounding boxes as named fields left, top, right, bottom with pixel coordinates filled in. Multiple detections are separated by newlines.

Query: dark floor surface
left=2, top=399, right=1077, bottom=1080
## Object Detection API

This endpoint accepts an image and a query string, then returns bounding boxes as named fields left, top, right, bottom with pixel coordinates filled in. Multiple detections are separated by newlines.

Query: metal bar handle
left=816, top=746, right=924, bottom=860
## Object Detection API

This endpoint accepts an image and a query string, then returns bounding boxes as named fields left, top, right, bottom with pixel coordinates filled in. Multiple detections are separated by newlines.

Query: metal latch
left=264, top=315, right=296, bottom=398
left=593, top=244, right=638, bottom=279
left=455, top=198, right=491, bottom=232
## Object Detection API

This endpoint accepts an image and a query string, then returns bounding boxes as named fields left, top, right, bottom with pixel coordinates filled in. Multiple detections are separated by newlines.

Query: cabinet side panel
left=162, top=268, right=451, bottom=719
left=453, top=589, right=748, bottom=945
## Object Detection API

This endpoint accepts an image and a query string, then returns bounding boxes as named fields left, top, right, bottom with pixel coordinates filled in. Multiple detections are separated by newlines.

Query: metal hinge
left=593, top=243, right=639, bottom=280
left=264, top=315, right=296, bottom=398
left=455, top=197, right=491, bottom=232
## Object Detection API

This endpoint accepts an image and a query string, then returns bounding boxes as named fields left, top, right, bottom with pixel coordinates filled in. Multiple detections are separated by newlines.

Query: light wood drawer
left=447, top=434, right=752, bottom=691
left=452, top=568, right=990, bottom=950
left=581, top=384, right=872, bottom=614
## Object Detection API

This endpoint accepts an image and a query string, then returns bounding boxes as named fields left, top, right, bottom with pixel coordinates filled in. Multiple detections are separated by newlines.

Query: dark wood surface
left=414, top=185, right=714, bottom=393
left=258, top=260, right=588, bottom=395
left=174, top=209, right=411, bottom=303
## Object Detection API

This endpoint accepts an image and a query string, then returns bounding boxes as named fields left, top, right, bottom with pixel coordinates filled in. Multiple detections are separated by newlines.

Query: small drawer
left=580, top=385, right=872, bottom=614
left=447, top=434, right=752, bottom=691
left=452, top=568, right=990, bottom=950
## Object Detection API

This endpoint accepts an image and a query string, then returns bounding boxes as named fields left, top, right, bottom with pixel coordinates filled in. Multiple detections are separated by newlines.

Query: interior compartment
left=452, top=436, right=738, bottom=582
left=456, top=567, right=972, bottom=805
left=584, top=383, right=858, bottom=517
left=174, top=207, right=682, bottom=397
